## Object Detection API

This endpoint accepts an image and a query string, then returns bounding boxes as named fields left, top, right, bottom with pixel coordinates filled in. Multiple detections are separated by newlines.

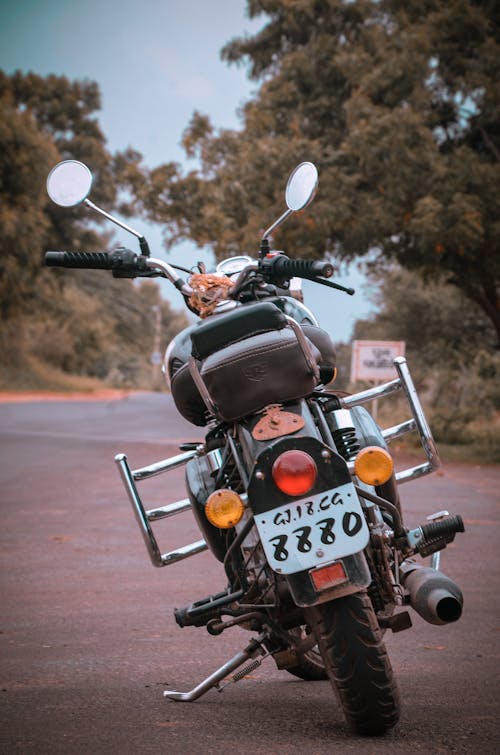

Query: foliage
left=0, top=70, right=187, bottom=389
left=353, top=266, right=500, bottom=456
left=353, top=266, right=496, bottom=369
left=127, top=0, right=500, bottom=346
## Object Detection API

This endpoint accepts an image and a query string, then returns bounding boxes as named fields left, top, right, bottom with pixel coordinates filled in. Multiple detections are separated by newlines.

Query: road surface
left=1, top=393, right=499, bottom=753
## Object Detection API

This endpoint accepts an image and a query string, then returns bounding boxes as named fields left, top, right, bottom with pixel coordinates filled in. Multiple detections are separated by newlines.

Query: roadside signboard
left=350, top=340, right=406, bottom=383
left=150, top=351, right=162, bottom=366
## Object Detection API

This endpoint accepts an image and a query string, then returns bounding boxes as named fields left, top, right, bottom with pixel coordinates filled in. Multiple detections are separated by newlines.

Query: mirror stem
left=261, top=208, right=293, bottom=242
left=85, top=199, right=150, bottom=255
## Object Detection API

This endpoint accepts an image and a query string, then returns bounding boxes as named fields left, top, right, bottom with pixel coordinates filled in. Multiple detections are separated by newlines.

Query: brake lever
left=312, top=277, right=355, bottom=295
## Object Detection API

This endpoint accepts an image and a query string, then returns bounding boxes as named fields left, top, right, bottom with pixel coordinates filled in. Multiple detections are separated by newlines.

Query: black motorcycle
left=45, top=159, right=465, bottom=735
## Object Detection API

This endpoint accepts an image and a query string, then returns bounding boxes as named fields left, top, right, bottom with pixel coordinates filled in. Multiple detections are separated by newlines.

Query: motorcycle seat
left=190, top=301, right=287, bottom=360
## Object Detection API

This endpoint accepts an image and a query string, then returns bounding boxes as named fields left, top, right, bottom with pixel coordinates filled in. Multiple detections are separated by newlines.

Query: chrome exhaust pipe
left=401, top=563, right=463, bottom=626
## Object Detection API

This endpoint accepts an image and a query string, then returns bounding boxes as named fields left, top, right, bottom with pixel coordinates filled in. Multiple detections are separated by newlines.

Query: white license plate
left=254, top=482, right=369, bottom=575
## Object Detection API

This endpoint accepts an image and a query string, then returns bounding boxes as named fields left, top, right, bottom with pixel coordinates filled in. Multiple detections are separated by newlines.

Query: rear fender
left=286, top=552, right=371, bottom=607
left=236, top=399, right=320, bottom=472
left=246, top=433, right=371, bottom=607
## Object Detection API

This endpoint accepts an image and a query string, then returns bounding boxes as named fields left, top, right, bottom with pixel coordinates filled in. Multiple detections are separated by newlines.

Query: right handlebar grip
left=45, top=251, right=113, bottom=269
left=272, top=256, right=334, bottom=280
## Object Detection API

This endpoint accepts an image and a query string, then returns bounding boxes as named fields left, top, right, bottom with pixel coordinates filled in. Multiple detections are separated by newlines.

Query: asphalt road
left=1, top=392, right=499, bottom=754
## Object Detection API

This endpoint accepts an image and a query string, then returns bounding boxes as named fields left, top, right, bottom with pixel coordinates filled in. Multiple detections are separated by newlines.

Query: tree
left=0, top=71, right=117, bottom=320
left=353, top=266, right=500, bottom=448
left=0, top=70, right=187, bottom=388
left=0, top=86, right=57, bottom=320
left=130, top=0, right=500, bottom=345
left=353, top=265, right=496, bottom=369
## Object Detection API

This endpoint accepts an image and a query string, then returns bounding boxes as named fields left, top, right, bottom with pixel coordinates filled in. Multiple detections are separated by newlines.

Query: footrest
left=174, top=588, right=244, bottom=627
left=420, top=515, right=465, bottom=541
left=407, top=515, right=465, bottom=558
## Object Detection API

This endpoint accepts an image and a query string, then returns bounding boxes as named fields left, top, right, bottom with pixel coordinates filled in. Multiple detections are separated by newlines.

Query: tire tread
left=307, top=592, right=400, bottom=735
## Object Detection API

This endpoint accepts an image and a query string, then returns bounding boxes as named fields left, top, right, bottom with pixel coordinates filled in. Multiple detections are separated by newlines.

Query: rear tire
left=269, top=625, right=328, bottom=681
left=286, top=627, right=327, bottom=681
left=306, top=591, right=400, bottom=735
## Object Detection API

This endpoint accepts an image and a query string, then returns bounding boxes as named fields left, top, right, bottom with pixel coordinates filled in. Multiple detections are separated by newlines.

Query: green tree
left=130, top=0, right=499, bottom=345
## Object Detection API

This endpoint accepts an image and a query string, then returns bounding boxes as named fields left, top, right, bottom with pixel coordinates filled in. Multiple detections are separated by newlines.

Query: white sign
left=350, top=340, right=406, bottom=382
left=150, top=351, right=162, bottom=366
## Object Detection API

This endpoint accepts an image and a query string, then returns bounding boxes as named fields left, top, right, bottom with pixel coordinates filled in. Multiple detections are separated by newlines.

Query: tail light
left=272, top=450, right=317, bottom=496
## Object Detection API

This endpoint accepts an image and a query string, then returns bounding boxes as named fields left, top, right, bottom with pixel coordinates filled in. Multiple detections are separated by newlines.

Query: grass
left=0, top=356, right=109, bottom=394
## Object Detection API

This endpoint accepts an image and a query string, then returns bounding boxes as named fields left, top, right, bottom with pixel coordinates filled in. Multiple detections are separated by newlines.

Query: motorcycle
left=45, top=159, right=465, bottom=736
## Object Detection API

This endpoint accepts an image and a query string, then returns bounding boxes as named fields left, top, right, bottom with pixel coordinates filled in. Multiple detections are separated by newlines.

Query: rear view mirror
left=46, top=160, right=93, bottom=207
left=285, top=162, right=318, bottom=211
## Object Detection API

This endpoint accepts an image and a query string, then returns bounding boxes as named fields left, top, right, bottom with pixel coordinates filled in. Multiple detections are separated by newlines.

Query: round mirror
left=46, top=160, right=93, bottom=207
left=285, top=162, right=318, bottom=212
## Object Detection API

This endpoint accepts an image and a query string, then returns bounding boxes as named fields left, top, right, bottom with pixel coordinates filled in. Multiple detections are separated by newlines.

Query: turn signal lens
left=272, top=450, right=317, bottom=496
left=354, top=446, right=394, bottom=486
left=205, top=489, right=245, bottom=529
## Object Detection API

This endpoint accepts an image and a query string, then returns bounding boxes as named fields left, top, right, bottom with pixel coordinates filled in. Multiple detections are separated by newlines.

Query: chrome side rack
left=341, top=357, right=440, bottom=484
left=116, top=357, right=437, bottom=567
left=115, top=449, right=208, bottom=567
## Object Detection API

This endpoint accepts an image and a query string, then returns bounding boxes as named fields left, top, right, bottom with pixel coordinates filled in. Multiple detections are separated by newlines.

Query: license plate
left=254, top=482, right=369, bottom=575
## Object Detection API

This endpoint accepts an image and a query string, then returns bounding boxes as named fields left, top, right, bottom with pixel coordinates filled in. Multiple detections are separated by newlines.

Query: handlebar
left=46, top=251, right=115, bottom=269
left=258, top=253, right=354, bottom=294
left=45, top=248, right=149, bottom=274
left=265, top=255, right=334, bottom=281
left=45, top=249, right=192, bottom=294
left=45, top=248, right=353, bottom=300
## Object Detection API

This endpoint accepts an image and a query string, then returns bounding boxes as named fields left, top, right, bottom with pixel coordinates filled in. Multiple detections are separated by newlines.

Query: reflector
left=310, top=561, right=347, bottom=590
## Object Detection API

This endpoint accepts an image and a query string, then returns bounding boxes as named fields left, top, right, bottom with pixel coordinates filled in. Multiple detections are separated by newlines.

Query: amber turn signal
left=205, top=489, right=245, bottom=529
left=354, top=446, right=394, bottom=486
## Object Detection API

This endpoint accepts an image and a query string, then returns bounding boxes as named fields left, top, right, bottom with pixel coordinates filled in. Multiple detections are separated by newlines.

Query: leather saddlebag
left=193, top=327, right=321, bottom=422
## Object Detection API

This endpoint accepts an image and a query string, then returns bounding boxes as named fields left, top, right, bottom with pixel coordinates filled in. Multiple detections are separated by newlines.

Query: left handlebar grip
left=45, top=251, right=113, bottom=269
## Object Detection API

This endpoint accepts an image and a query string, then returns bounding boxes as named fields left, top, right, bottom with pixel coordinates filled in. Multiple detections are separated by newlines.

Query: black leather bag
left=189, top=303, right=322, bottom=422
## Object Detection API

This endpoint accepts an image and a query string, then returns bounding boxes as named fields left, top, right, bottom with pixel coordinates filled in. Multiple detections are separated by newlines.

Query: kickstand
left=163, top=633, right=268, bottom=702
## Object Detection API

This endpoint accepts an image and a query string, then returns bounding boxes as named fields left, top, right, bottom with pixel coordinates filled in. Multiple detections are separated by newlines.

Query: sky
left=0, top=0, right=373, bottom=341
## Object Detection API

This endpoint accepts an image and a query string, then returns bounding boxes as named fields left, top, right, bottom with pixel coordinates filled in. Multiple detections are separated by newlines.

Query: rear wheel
left=306, top=591, right=400, bottom=735
left=268, top=624, right=328, bottom=681
left=286, top=626, right=327, bottom=681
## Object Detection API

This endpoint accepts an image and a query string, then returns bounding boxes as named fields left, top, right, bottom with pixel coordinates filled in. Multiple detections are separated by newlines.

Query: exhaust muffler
left=401, top=562, right=463, bottom=625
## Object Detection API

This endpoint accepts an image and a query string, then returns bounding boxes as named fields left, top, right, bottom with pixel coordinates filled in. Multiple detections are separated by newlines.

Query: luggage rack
left=115, top=356, right=440, bottom=569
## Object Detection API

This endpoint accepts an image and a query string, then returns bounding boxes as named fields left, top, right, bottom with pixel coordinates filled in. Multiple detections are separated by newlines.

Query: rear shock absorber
left=326, top=409, right=360, bottom=461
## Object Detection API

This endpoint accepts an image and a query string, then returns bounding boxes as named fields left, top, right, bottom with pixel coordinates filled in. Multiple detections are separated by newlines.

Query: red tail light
left=272, top=450, right=317, bottom=496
